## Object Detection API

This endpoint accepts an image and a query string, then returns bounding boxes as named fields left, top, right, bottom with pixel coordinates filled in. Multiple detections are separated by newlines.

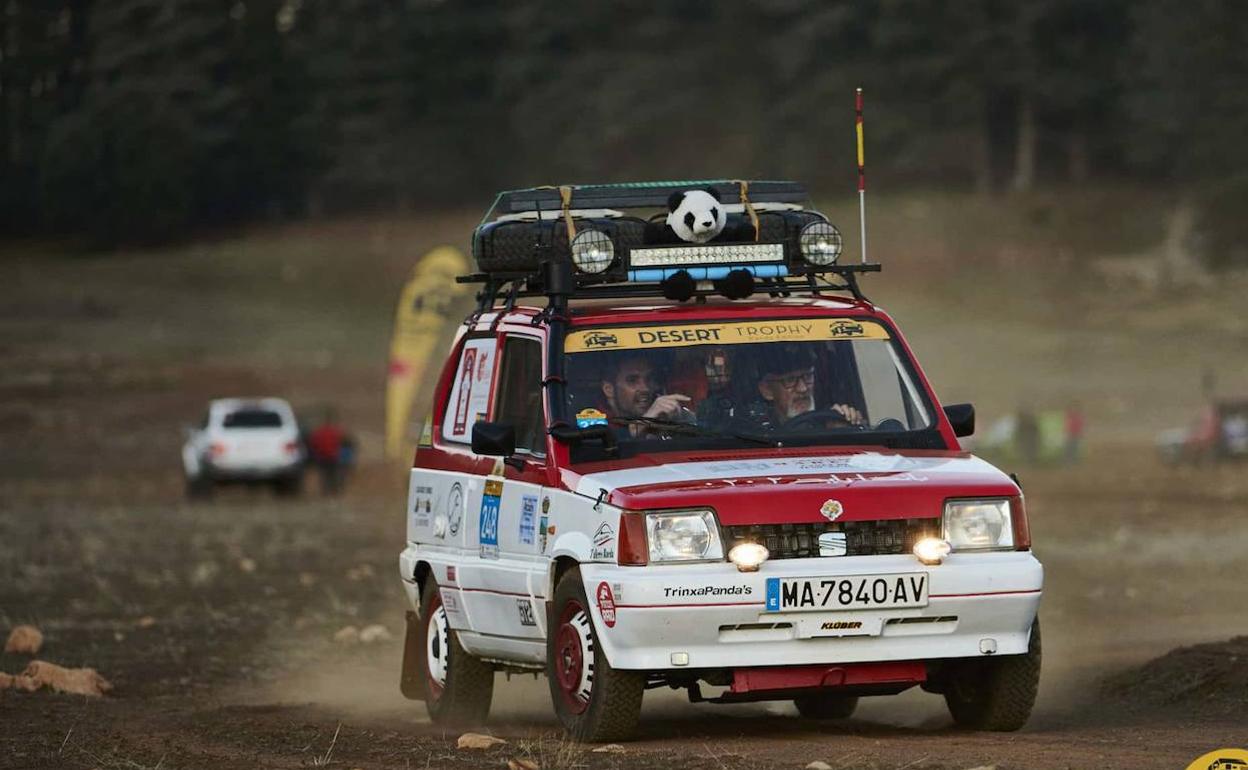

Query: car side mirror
left=472, top=421, right=516, bottom=457
left=944, top=403, right=975, bottom=438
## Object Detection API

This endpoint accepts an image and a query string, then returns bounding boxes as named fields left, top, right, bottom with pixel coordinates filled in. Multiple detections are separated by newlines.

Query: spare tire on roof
left=472, top=217, right=647, bottom=274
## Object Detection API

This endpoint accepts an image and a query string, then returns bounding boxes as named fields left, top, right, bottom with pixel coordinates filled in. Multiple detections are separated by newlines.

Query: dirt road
left=3, top=211, right=1247, bottom=768
left=2, top=455, right=1244, bottom=769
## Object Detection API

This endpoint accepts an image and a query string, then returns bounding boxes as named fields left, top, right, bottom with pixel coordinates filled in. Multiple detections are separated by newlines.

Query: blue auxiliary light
left=629, top=264, right=788, bottom=283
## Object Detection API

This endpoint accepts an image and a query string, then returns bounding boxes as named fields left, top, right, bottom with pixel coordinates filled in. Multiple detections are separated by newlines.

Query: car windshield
left=562, top=317, right=938, bottom=456
left=222, top=409, right=284, bottom=429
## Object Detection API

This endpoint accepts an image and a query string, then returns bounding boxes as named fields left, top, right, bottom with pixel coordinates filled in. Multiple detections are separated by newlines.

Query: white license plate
left=765, top=573, right=928, bottom=612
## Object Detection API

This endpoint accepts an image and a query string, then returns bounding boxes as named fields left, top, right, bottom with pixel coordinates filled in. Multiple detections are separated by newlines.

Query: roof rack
left=464, top=179, right=880, bottom=318
left=458, top=264, right=881, bottom=317
left=483, top=179, right=808, bottom=219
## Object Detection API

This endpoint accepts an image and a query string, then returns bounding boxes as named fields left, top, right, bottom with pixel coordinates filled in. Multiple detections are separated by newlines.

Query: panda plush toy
left=665, top=188, right=726, bottom=243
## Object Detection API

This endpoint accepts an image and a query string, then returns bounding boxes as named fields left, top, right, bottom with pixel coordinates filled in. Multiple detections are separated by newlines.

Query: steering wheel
left=781, top=408, right=864, bottom=432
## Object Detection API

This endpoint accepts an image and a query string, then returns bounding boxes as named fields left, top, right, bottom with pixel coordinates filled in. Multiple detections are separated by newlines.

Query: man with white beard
left=754, top=345, right=863, bottom=428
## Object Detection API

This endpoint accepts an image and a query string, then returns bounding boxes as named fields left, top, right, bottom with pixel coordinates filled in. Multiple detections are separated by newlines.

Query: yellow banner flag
left=385, top=246, right=471, bottom=460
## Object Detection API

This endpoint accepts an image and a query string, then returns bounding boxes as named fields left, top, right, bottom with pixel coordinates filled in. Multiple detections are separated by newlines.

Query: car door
left=408, top=333, right=498, bottom=638
left=458, top=332, right=551, bottom=650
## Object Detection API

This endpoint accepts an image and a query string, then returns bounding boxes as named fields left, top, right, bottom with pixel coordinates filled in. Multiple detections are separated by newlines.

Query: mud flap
left=399, top=610, right=426, bottom=700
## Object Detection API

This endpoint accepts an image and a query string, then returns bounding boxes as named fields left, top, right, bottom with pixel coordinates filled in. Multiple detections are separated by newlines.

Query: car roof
left=472, top=296, right=883, bottom=331
left=209, top=397, right=294, bottom=412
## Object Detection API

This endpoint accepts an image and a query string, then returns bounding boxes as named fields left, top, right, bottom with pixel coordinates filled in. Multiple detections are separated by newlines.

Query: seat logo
left=820, top=499, right=844, bottom=521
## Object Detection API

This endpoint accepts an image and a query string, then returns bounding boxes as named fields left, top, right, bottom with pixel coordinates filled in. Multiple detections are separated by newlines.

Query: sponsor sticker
left=452, top=347, right=478, bottom=435
left=565, top=318, right=891, bottom=353
left=446, top=483, right=463, bottom=536
left=663, top=585, right=754, bottom=599
left=446, top=565, right=456, bottom=582
left=538, top=514, right=549, bottom=553
left=443, top=338, right=494, bottom=442
left=820, top=499, right=844, bottom=522
left=519, top=495, right=537, bottom=545
left=796, top=616, right=882, bottom=638
left=827, top=320, right=867, bottom=338
left=576, top=407, right=609, bottom=429
left=440, top=589, right=461, bottom=614
left=591, top=521, right=615, bottom=561
left=596, top=581, right=617, bottom=628
left=412, top=485, right=434, bottom=528
left=516, top=598, right=537, bottom=627
left=417, top=414, right=433, bottom=447
left=478, top=479, right=503, bottom=559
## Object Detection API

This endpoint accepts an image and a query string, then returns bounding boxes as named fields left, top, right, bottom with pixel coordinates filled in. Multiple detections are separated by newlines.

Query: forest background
left=2, top=0, right=1246, bottom=262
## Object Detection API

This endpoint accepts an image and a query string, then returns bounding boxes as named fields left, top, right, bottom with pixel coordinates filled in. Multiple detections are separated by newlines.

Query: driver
left=601, top=354, right=693, bottom=437
left=753, top=345, right=863, bottom=428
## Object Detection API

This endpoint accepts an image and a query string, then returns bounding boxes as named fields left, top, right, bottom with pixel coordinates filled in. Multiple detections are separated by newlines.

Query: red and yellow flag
left=384, top=246, right=470, bottom=460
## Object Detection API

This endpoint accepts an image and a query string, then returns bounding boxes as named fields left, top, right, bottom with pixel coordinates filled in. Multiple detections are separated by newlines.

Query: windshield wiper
left=612, top=417, right=779, bottom=446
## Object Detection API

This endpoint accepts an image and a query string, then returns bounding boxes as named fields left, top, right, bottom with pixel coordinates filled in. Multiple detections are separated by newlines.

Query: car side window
left=441, top=336, right=498, bottom=444
left=492, top=336, right=545, bottom=456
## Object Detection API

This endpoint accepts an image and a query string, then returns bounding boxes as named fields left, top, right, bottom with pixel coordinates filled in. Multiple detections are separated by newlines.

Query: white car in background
left=182, top=398, right=305, bottom=497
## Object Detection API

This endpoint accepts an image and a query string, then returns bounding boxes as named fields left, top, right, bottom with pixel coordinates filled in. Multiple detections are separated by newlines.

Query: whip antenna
left=855, top=88, right=867, bottom=264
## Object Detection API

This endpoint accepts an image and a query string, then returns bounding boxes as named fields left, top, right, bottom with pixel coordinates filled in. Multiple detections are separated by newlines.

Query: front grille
left=723, top=519, right=939, bottom=559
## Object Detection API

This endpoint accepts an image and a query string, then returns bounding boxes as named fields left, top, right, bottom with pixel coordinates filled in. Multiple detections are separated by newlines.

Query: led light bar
left=628, top=265, right=787, bottom=282
left=629, top=243, right=784, bottom=268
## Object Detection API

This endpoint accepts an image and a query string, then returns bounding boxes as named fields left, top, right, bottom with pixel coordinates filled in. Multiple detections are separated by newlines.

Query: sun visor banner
left=565, top=319, right=890, bottom=353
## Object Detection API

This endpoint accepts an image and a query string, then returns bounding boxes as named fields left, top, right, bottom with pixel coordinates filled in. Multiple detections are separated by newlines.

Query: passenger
left=696, top=346, right=739, bottom=428
left=600, top=354, right=693, bottom=437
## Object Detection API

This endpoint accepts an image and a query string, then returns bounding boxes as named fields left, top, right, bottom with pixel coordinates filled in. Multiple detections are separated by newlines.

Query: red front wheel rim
left=554, top=599, right=592, bottom=715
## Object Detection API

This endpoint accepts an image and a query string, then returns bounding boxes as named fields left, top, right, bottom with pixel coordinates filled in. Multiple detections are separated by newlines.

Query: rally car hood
left=562, top=449, right=1018, bottom=525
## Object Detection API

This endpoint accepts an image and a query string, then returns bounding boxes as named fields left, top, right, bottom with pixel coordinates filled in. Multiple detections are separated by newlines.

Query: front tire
left=794, top=692, right=859, bottom=720
left=944, top=617, right=1041, bottom=731
left=547, top=568, right=644, bottom=742
left=416, top=577, right=494, bottom=726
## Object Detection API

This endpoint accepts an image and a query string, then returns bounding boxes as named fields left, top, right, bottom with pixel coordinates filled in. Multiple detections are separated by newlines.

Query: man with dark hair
left=601, top=354, right=692, bottom=436
left=601, top=355, right=691, bottom=420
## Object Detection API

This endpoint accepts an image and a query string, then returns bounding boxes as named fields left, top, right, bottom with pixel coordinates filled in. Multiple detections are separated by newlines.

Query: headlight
left=799, top=221, right=842, bottom=266
left=570, top=229, right=614, bottom=274
left=943, top=499, right=1014, bottom=550
left=646, top=509, right=724, bottom=562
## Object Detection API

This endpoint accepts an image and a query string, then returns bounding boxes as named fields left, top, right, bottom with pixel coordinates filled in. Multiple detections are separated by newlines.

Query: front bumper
left=203, top=458, right=303, bottom=481
left=581, top=551, right=1042, bottom=671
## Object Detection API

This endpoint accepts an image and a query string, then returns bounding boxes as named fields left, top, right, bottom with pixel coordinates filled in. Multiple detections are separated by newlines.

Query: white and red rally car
left=398, top=181, right=1041, bottom=741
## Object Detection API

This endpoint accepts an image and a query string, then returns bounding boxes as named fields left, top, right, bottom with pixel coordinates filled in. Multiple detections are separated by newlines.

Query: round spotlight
left=912, top=537, right=952, bottom=566
left=661, top=269, right=696, bottom=302
left=799, top=221, right=843, bottom=266
left=570, top=229, right=614, bottom=274
left=728, top=542, right=769, bottom=572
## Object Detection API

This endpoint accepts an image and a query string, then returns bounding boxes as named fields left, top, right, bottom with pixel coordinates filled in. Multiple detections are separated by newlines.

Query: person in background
left=1015, top=405, right=1039, bottom=464
left=308, top=408, right=353, bottom=495
left=1064, top=401, right=1085, bottom=465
